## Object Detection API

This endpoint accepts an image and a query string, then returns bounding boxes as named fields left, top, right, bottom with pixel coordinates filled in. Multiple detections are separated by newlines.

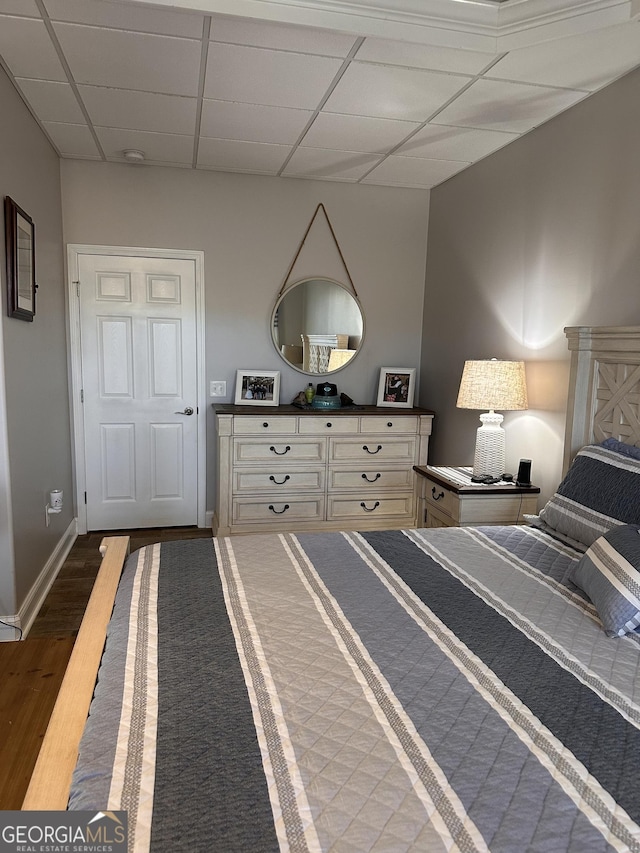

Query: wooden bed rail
left=22, top=535, right=130, bottom=810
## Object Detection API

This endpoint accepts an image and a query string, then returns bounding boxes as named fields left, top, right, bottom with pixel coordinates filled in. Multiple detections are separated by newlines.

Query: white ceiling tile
left=304, top=112, right=419, bottom=153
left=356, top=38, right=495, bottom=75
left=53, top=23, right=201, bottom=96
left=432, top=78, right=586, bottom=133
left=210, top=15, right=357, bottom=57
left=396, top=123, right=516, bottom=160
left=96, top=126, right=194, bottom=164
left=43, top=0, right=204, bottom=38
left=324, top=62, right=470, bottom=121
left=0, top=16, right=66, bottom=80
left=282, top=147, right=381, bottom=180
left=201, top=100, right=313, bottom=144
left=362, top=154, right=467, bottom=187
left=0, top=1, right=39, bottom=16
left=204, top=43, right=343, bottom=109
left=79, top=86, right=197, bottom=135
left=487, top=23, right=640, bottom=92
left=197, top=137, right=289, bottom=173
left=15, top=78, right=85, bottom=123
left=42, top=121, right=100, bottom=157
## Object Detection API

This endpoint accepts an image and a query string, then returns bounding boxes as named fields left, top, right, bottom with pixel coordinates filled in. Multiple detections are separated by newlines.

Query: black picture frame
left=5, top=196, right=36, bottom=321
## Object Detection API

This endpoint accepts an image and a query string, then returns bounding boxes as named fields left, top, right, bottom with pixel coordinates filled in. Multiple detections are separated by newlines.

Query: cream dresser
left=214, top=404, right=434, bottom=535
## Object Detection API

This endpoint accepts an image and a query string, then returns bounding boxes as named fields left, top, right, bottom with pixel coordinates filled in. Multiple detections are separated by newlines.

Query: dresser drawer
left=329, top=467, right=414, bottom=491
left=327, top=494, right=415, bottom=523
left=359, top=416, right=418, bottom=434
left=330, top=436, right=417, bottom=464
left=234, top=437, right=325, bottom=464
left=233, top=416, right=298, bottom=435
left=424, top=477, right=456, bottom=517
left=233, top=468, right=324, bottom=494
left=232, top=496, right=324, bottom=525
left=298, top=416, right=360, bottom=435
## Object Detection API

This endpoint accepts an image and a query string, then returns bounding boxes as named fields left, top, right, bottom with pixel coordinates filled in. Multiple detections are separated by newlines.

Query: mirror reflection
left=272, top=277, right=364, bottom=375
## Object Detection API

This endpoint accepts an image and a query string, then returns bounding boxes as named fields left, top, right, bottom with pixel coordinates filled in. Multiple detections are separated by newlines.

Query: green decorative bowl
left=311, top=395, right=342, bottom=409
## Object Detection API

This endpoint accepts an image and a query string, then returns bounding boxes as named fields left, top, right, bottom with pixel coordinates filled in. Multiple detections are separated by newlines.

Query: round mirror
left=271, top=277, right=365, bottom=375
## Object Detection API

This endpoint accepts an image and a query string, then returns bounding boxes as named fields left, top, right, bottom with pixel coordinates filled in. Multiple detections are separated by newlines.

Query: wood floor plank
left=0, top=637, right=75, bottom=809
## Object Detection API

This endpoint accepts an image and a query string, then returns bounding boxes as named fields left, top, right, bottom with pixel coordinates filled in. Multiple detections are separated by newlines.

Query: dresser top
left=213, top=404, right=435, bottom=416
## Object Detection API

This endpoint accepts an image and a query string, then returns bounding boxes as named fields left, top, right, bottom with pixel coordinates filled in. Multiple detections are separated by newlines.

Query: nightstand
left=414, top=465, right=540, bottom=528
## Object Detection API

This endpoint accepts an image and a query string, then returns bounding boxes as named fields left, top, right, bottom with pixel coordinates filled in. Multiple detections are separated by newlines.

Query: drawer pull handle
left=387, top=422, right=393, bottom=427
left=360, top=501, right=380, bottom=512
left=326, top=422, right=332, bottom=428
left=363, top=444, right=382, bottom=454
left=262, top=422, right=269, bottom=428
left=362, top=473, right=381, bottom=483
left=432, top=487, right=445, bottom=501
left=269, top=504, right=290, bottom=514
left=269, top=475, right=290, bottom=485
left=270, top=445, right=291, bottom=455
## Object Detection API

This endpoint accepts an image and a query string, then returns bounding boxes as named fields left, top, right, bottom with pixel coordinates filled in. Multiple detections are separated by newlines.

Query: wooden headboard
left=564, top=325, right=640, bottom=472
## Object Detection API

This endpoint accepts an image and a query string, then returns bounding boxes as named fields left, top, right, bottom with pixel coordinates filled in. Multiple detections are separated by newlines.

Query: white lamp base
left=472, top=410, right=505, bottom=478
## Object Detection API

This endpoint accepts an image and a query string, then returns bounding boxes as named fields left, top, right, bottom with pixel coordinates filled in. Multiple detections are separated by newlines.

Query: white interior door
left=78, top=253, right=199, bottom=530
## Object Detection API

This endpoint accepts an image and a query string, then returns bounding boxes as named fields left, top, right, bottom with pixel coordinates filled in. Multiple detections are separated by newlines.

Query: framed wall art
left=234, top=370, right=280, bottom=406
left=376, top=367, right=416, bottom=408
left=5, top=196, right=36, bottom=321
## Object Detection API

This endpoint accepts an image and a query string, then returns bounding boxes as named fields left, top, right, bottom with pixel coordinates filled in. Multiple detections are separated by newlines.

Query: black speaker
left=516, top=458, right=532, bottom=487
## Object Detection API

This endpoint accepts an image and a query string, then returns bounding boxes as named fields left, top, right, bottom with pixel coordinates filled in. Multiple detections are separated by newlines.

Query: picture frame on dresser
left=234, top=369, right=280, bottom=406
left=376, top=368, right=416, bottom=408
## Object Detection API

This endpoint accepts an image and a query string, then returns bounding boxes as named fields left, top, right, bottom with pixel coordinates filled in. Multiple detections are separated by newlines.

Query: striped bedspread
left=69, top=527, right=640, bottom=853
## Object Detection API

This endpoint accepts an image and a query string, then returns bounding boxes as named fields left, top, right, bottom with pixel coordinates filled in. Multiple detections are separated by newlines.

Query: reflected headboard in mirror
left=564, top=325, right=640, bottom=472
left=271, top=277, right=365, bottom=376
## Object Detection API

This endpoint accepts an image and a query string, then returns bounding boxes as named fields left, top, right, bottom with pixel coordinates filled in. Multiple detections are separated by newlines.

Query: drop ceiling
left=0, top=0, right=639, bottom=189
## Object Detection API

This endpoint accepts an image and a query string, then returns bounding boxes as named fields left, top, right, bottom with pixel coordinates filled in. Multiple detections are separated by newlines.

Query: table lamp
left=456, top=359, right=528, bottom=478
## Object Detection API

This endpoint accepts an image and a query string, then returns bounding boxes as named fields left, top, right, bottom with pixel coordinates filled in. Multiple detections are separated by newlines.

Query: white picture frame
left=376, top=368, right=416, bottom=408
left=234, top=370, right=280, bottom=406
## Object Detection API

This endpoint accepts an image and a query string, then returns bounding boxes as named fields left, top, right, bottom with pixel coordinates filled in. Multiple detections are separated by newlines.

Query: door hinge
left=80, top=389, right=84, bottom=403
left=84, top=491, right=87, bottom=504
left=74, top=281, right=80, bottom=297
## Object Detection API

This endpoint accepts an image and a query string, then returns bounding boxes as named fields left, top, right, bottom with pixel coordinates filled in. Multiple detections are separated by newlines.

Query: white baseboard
left=0, top=518, right=78, bottom=642
left=205, top=509, right=214, bottom=529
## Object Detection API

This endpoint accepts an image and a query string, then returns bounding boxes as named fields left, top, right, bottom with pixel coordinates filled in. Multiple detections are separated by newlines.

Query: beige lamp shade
left=456, top=359, right=528, bottom=478
left=456, top=359, right=528, bottom=412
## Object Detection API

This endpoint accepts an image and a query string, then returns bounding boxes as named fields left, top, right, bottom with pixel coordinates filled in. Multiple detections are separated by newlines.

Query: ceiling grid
left=0, top=0, right=638, bottom=188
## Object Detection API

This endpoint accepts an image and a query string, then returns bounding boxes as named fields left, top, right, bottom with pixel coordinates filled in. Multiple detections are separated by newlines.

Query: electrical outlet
left=210, top=380, right=226, bottom=397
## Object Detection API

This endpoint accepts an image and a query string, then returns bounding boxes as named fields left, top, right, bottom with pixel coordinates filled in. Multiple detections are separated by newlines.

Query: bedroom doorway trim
left=68, top=245, right=206, bottom=534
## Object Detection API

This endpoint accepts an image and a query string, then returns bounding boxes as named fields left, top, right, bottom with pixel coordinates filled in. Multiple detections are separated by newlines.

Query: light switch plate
left=210, top=380, right=226, bottom=397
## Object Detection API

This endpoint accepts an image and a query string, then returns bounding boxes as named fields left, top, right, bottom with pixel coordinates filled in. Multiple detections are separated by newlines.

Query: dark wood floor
left=0, top=526, right=212, bottom=809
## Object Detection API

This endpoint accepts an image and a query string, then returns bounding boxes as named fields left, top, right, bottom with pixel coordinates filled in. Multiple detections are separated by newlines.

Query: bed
left=22, top=325, right=640, bottom=853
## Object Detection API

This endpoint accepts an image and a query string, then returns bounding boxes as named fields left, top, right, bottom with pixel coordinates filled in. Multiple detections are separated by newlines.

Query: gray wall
left=0, top=68, right=72, bottom=617
left=421, top=66, right=640, bottom=505
left=61, top=161, right=431, bottom=511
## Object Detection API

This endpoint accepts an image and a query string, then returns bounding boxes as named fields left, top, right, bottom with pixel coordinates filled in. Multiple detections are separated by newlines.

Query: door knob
left=175, top=406, right=194, bottom=415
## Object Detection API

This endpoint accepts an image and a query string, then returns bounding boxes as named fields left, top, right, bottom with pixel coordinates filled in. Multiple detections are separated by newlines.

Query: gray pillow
left=601, top=437, right=640, bottom=461
left=538, top=444, right=640, bottom=547
left=568, top=524, right=640, bottom=637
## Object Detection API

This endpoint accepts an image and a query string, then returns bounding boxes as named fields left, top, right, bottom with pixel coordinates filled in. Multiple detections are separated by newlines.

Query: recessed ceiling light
left=123, top=149, right=145, bottom=163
